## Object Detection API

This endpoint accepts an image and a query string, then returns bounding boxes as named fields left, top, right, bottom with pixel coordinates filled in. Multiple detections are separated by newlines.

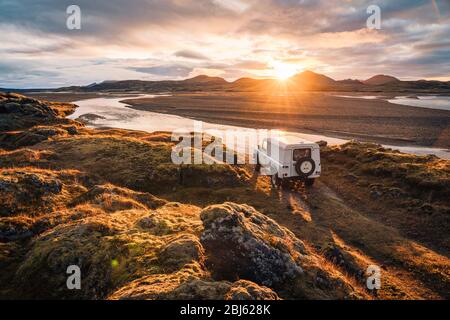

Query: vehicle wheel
left=271, top=174, right=281, bottom=188
left=305, top=178, right=315, bottom=187
left=295, top=157, right=316, bottom=178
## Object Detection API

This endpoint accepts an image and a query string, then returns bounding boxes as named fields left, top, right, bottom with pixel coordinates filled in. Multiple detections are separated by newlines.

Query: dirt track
left=257, top=175, right=449, bottom=299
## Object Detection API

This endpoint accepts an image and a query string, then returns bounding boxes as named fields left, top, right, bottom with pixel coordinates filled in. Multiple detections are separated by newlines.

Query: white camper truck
left=254, top=136, right=321, bottom=187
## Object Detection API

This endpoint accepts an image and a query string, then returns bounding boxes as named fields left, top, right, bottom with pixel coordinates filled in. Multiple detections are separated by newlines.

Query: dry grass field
left=0, top=92, right=449, bottom=300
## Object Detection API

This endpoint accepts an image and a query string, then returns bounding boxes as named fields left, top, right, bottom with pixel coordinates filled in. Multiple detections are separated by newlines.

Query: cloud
left=130, top=65, right=193, bottom=77
left=232, top=60, right=269, bottom=70
left=174, top=50, right=210, bottom=60
left=212, top=0, right=251, bottom=13
left=0, top=0, right=449, bottom=87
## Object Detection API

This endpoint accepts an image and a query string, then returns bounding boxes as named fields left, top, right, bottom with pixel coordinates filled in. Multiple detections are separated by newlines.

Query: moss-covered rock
left=200, top=202, right=359, bottom=299
left=108, top=263, right=279, bottom=300
left=0, top=92, right=77, bottom=135
left=158, top=234, right=205, bottom=271
left=0, top=169, right=86, bottom=217
left=225, top=280, right=280, bottom=300
left=200, top=202, right=305, bottom=287
left=323, top=141, right=450, bottom=201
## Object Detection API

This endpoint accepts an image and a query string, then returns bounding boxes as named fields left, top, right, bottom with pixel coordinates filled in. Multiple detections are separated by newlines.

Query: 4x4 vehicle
left=254, top=136, right=321, bottom=187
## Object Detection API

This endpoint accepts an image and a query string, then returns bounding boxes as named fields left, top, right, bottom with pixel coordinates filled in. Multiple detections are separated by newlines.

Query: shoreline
left=68, top=95, right=450, bottom=159
left=28, top=91, right=450, bottom=150
left=121, top=93, right=450, bottom=150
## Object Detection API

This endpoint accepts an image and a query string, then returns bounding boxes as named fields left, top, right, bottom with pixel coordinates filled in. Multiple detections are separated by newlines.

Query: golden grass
left=1, top=93, right=448, bottom=300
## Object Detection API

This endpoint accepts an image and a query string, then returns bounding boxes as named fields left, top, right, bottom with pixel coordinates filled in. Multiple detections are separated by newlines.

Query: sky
left=0, top=0, right=449, bottom=88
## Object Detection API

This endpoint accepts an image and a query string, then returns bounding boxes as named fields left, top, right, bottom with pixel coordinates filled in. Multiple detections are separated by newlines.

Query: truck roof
left=266, top=135, right=318, bottom=148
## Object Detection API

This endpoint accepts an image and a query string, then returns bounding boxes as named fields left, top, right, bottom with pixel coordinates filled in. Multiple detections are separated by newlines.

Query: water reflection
left=70, top=95, right=449, bottom=159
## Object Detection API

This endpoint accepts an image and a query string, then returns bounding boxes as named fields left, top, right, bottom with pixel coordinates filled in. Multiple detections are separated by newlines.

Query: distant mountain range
left=3, top=71, right=450, bottom=93
left=363, top=74, right=400, bottom=85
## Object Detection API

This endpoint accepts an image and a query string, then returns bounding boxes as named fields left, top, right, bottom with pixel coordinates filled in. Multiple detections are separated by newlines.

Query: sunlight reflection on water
left=70, top=95, right=449, bottom=159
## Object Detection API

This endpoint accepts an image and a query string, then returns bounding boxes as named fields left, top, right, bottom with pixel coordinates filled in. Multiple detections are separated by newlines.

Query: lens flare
left=272, top=62, right=299, bottom=80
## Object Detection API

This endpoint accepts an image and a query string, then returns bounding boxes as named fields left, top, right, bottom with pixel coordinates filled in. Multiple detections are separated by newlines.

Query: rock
left=384, top=187, right=405, bottom=199
left=158, top=234, right=205, bottom=271
left=0, top=125, right=71, bottom=149
left=78, top=113, right=106, bottom=121
left=0, top=170, right=69, bottom=216
left=200, top=202, right=306, bottom=288
left=135, top=202, right=202, bottom=236
left=67, top=126, right=78, bottom=135
left=370, top=189, right=383, bottom=199
left=199, top=203, right=360, bottom=299
left=0, top=92, right=77, bottom=134
left=77, top=113, right=106, bottom=124
left=108, top=263, right=279, bottom=300
left=224, top=280, right=279, bottom=300
left=0, top=217, right=34, bottom=242
left=369, top=184, right=406, bottom=200
left=420, top=203, right=434, bottom=215
left=23, top=173, right=62, bottom=195
left=171, top=278, right=280, bottom=300
left=316, top=140, right=328, bottom=147
left=3, top=102, right=21, bottom=113
left=108, top=263, right=208, bottom=300
left=15, top=219, right=119, bottom=299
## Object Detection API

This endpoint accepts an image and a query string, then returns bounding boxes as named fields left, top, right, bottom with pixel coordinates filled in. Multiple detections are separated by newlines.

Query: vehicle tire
left=305, top=178, right=315, bottom=187
left=271, top=174, right=281, bottom=188
left=295, top=157, right=316, bottom=178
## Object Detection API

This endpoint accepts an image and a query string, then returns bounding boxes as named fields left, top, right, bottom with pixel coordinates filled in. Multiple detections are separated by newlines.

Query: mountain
left=363, top=74, right=400, bottom=86
left=232, top=77, right=258, bottom=86
left=182, top=75, right=228, bottom=85
left=8, top=71, right=450, bottom=94
left=230, top=77, right=275, bottom=91
left=338, top=79, right=364, bottom=85
left=291, top=70, right=336, bottom=87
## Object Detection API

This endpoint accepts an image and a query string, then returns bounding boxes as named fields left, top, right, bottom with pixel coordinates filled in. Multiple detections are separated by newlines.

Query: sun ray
left=271, top=61, right=300, bottom=80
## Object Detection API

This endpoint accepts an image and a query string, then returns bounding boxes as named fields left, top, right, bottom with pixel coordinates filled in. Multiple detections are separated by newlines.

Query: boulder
left=200, top=203, right=360, bottom=299
left=108, top=264, right=279, bottom=300
left=158, top=234, right=205, bottom=271
left=225, top=280, right=280, bottom=300
left=0, top=92, right=77, bottom=133
left=0, top=171, right=63, bottom=216
left=200, top=202, right=306, bottom=288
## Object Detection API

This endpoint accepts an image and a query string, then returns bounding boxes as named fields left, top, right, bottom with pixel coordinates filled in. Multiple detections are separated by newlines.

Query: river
left=69, top=95, right=450, bottom=159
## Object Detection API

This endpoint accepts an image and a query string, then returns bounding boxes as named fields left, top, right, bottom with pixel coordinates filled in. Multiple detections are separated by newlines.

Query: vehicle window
left=293, top=149, right=311, bottom=161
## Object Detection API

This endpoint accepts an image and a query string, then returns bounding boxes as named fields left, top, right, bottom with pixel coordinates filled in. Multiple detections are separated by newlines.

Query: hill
left=364, top=75, right=400, bottom=86
left=291, top=70, right=336, bottom=86
left=4, top=71, right=450, bottom=94
left=0, top=92, right=449, bottom=300
left=182, top=75, right=229, bottom=85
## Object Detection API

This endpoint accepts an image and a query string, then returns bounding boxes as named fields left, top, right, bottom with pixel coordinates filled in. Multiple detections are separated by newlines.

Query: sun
left=272, top=62, right=299, bottom=80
